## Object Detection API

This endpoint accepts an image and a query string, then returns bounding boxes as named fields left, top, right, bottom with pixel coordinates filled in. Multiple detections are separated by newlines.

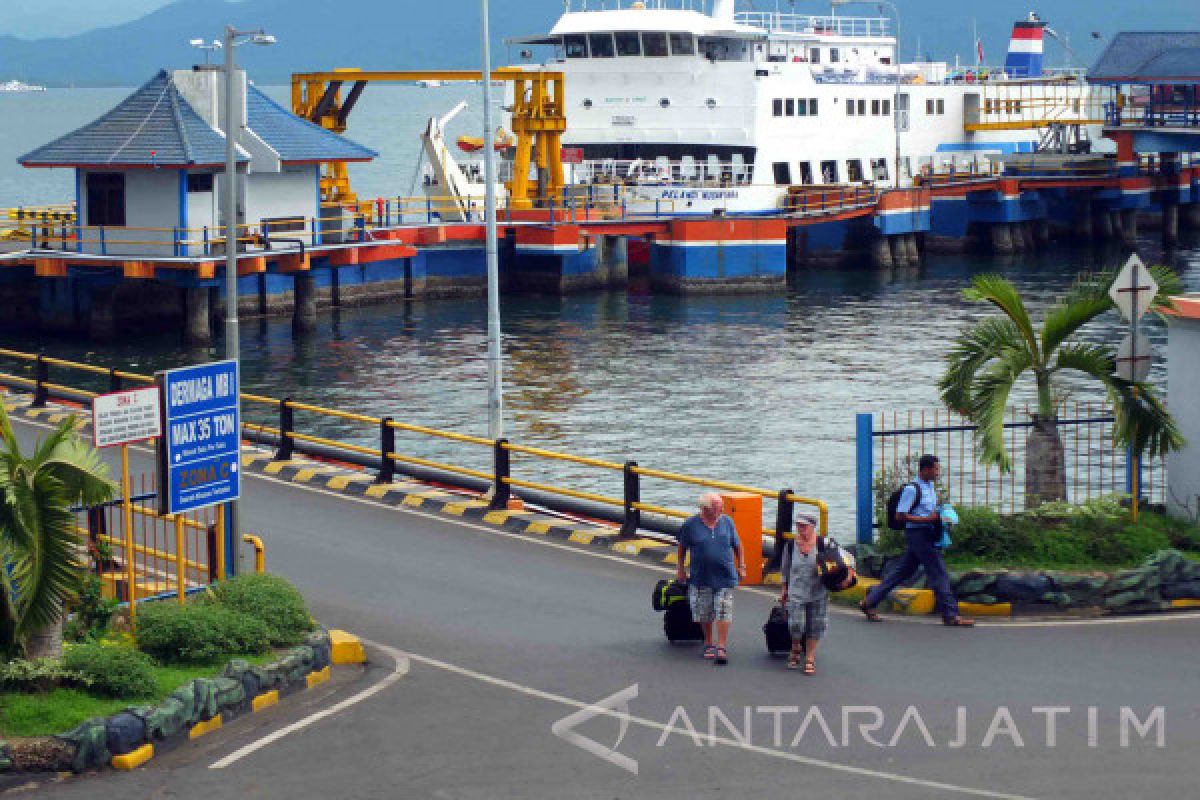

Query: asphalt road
left=10, top=417, right=1200, bottom=800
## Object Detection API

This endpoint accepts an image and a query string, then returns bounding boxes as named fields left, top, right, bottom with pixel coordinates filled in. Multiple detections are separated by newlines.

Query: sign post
left=1109, top=254, right=1159, bottom=522
left=92, top=387, right=162, bottom=628
left=156, top=360, right=241, bottom=577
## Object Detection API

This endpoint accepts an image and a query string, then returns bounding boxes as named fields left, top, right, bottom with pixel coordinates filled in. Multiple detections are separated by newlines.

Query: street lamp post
left=479, top=0, right=504, bottom=440
left=204, top=26, right=274, bottom=557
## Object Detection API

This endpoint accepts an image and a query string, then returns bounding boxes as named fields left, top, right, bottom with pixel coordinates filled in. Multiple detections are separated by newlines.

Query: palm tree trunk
left=1025, top=415, right=1067, bottom=507
left=24, top=605, right=64, bottom=660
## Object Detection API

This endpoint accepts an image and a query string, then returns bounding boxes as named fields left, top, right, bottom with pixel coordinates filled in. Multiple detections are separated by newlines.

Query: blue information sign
left=158, top=360, right=241, bottom=514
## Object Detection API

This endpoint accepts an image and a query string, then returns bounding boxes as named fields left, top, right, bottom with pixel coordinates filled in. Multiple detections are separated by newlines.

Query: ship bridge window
left=700, top=37, right=735, bottom=61
left=785, top=98, right=795, bottom=116
left=847, top=159, right=864, bottom=182
left=810, top=48, right=821, bottom=64
left=820, top=160, right=838, bottom=183
left=772, top=162, right=792, bottom=185
left=796, top=98, right=807, bottom=117
left=798, top=162, right=813, bottom=184
left=642, top=32, right=668, bottom=57
left=86, top=172, right=126, bottom=227
left=773, top=98, right=783, bottom=117
left=589, top=33, right=615, bottom=58
left=871, top=158, right=889, bottom=182
left=846, top=98, right=855, bottom=116
left=830, top=48, right=840, bottom=63
left=564, top=35, right=588, bottom=59
left=669, top=33, right=695, bottom=56
left=615, top=32, right=641, bottom=57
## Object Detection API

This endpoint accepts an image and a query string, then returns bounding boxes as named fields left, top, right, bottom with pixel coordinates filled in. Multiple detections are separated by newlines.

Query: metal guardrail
left=0, top=348, right=830, bottom=559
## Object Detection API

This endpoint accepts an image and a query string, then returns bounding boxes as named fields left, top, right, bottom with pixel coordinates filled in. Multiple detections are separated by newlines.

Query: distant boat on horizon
left=0, top=79, right=47, bottom=92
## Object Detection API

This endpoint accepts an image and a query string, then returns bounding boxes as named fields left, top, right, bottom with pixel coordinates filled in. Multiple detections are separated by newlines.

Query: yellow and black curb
left=0, top=629, right=367, bottom=777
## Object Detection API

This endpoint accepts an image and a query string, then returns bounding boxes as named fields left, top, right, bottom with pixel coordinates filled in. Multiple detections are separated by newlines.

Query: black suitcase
left=763, top=604, right=792, bottom=656
left=663, top=600, right=705, bottom=643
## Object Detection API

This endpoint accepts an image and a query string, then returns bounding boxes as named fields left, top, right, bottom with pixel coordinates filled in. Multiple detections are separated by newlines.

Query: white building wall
left=244, top=165, right=319, bottom=233
left=1167, top=315, right=1200, bottom=521
left=78, top=168, right=182, bottom=257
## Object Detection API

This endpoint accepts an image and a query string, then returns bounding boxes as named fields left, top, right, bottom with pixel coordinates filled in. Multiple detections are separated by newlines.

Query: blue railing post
left=203, top=225, right=210, bottom=256
left=856, top=412, right=875, bottom=545
left=99, top=226, right=106, bottom=255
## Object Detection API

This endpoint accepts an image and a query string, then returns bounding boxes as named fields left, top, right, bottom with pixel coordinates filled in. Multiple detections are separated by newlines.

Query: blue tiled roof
left=19, top=70, right=239, bottom=168
left=246, top=84, right=377, bottom=163
left=1091, top=32, right=1200, bottom=83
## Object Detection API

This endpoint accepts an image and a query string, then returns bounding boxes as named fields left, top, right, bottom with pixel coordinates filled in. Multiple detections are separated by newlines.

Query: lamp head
left=251, top=33, right=276, bottom=46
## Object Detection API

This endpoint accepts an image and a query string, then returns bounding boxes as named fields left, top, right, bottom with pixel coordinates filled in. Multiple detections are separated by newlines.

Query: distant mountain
left=1, top=0, right=1196, bottom=87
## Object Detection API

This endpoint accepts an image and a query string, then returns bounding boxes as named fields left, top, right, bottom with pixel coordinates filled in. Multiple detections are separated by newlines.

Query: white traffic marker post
left=92, top=387, right=162, bottom=629
left=1109, top=254, right=1160, bottom=522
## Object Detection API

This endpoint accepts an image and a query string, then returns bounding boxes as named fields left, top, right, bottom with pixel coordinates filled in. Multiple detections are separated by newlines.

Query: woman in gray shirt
left=779, top=513, right=855, bottom=675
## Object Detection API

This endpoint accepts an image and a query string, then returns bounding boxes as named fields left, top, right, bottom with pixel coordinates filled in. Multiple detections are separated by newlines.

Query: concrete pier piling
left=1073, top=204, right=1094, bottom=241
left=1094, top=209, right=1114, bottom=241
left=88, top=285, right=117, bottom=342
left=990, top=223, right=1015, bottom=254
left=1183, top=203, right=1200, bottom=229
left=1035, top=219, right=1051, bottom=246
left=292, top=273, right=317, bottom=332
left=183, top=287, right=211, bottom=346
left=903, top=233, right=920, bottom=263
left=888, top=235, right=909, bottom=267
left=1163, top=204, right=1180, bottom=248
left=870, top=236, right=893, bottom=268
left=1121, top=209, right=1139, bottom=243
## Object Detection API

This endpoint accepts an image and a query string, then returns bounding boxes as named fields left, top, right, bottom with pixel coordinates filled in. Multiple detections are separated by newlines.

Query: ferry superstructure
left=491, top=1, right=1095, bottom=215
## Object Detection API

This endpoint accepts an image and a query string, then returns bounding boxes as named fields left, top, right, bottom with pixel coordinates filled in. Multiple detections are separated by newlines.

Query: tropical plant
left=1, top=405, right=116, bottom=660
left=939, top=268, right=1185, bottom=507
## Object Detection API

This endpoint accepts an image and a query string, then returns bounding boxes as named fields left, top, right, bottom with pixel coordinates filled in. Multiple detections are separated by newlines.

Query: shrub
left=0, top=658, right=90, bottom=693
left=137, top=602, right=271, bottom=664
left=64, top=575, right=120, bottom=643
left=61, top=643, right=157, bottom=698
left=210, top=574, right=312, bottom=646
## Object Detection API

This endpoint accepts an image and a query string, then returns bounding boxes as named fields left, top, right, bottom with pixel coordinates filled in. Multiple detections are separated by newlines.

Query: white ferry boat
left=425, top=2, right=1095, bottom=217
left=0, top=79, right=47, bottom=92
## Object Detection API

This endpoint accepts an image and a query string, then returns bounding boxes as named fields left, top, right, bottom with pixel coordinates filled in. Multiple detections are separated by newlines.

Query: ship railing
left=735, top=11, right=890, bottom=38
left=783, top=183, right=880, bottom=217
left=0, top=346, right=830, bottom=557
left=567, top=158, right=755, bottom=187
left=1104, top=101, right=1200, bottom=129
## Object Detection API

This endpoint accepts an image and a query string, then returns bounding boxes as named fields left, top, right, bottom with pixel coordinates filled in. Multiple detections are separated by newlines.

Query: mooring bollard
left=490, top=438, right=511, bottom=510
left=620, top=461, right=641, bottom=539
left=275, top=398, right=294, bottom=461
left=766, top=488, right=795, bottom=573
left=378, top=417, right=396, bottom=484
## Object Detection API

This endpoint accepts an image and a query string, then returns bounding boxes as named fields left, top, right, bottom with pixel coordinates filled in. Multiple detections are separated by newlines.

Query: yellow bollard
left=242, top=534, right=266, bottom=573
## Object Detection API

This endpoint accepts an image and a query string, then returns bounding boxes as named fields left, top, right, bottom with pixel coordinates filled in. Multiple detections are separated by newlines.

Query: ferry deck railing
left=735, top=11, right=890, bottom=38
left=0, top=347, right=829, bottom=566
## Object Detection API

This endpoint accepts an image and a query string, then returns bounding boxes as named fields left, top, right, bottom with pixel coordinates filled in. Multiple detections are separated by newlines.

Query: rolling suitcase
left=763, top=604, right=792, bottom=656
left=663, top=601, right=705, bottom=643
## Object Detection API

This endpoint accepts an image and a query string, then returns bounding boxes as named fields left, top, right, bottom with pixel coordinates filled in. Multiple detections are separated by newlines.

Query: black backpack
left=886, top=481, right=923, bottom=530
left=651, top=579, right=689, bottom=612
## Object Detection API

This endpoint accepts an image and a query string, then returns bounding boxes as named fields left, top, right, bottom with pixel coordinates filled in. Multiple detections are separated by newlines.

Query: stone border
left=0, top=629, right=365, bottom=776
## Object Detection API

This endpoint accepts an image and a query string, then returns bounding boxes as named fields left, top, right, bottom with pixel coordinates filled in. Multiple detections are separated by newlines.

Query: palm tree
left=939, top=268, right=1185, bottom=507
left=1, top=405, right=115, bottom=660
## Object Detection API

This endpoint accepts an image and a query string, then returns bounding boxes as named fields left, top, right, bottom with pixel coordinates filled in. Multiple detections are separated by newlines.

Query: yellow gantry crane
left=291, top=68, right=566, bottom=210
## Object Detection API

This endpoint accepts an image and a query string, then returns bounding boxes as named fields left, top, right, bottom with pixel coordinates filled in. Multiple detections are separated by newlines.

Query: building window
left=809, top=98, right=818, bottom=116
left=772, top=161, right=792, bottom=185
left=773, top=98, right=783, bottom=117
left=847, top=159, right=864, bottom=182
left=926, top=98, right=935, bottom=114
left=86, top=172, right=125, bottom=227
left=186, top=173, right=213, bottom=193
left=810, top=48, right=821, bottom=64
left=882, top=98, right=891, bottom=116
left=669, top=33, right=694, bottom=56
left=615, top=32, right=641, bottom=56
left=847, top=99, right=855, bottom=116
left=936, top=98, right=945, bottom=115
left=796, top=98, right=807, bottom=117
left=785, top=98, right=795, bottom=116
left=642, top=32, right=669, bottom=57
left=830, top=48, right=840, bottom=63
left=564, top=35, right=588, bottom=59
left=857, top=99, right=866, bottom=115
left=871, top=99, right=881, bottom=115
left=820, top=160, right=838, bottom=183
left=589, top=33, right=615, bottom=58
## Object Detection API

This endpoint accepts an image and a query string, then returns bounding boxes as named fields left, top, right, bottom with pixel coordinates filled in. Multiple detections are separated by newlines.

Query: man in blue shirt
left=860, top=455, right=975, bottom=627
left=675, top=493, right=746, bottom=665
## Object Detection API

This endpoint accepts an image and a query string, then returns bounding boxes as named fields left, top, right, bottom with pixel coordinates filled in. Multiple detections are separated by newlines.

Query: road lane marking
left=10, top=413, right=1200, bottom=630
left=208, top=642, right=410, bottom=769
left=392, top=643, right=1038, bottom=800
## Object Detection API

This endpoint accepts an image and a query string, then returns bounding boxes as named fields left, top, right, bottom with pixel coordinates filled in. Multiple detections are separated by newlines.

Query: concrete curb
left=0, top=628, right=367, bottom=777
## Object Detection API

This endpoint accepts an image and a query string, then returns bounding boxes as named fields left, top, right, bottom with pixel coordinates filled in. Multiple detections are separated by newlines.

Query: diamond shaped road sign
left=1109, top=254, right=1159, bottom=324
left=1115, top=332, right=1154, bottom=382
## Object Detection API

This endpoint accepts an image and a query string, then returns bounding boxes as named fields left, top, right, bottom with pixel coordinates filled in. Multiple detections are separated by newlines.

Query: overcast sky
left=6, top=0, right=175, bottom=38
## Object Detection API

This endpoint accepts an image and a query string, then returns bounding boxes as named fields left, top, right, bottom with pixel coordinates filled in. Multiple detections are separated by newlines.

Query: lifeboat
left=456, top=129, right=515, bottom=153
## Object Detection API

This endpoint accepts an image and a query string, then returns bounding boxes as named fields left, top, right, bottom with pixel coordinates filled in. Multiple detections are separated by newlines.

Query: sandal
left=943, top=616, right=976, bottom=627
left=803, top=659, right=816, bottom=676
left=714, top=647, right=728, bottom=666
left=786, top=651, right=802, bottom=670
left=859, top=601, right=882, bottom=623
left=702, top=644, right=717, bottom=659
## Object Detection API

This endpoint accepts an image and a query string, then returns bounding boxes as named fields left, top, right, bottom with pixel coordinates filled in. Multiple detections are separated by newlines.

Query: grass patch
left=0, top=651, right=276, bottom=738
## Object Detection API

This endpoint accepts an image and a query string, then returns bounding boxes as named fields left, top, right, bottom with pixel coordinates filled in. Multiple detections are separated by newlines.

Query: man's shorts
left=688, top=586, right=734, bottom=623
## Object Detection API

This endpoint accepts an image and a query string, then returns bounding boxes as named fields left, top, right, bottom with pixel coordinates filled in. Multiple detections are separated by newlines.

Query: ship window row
left=983, top=99, right=1048, bottom=114
left=845, top=98, right=891, bottom=117
left=771, top=97, right=820, bottom=117
left=772, top=158, right=891, bottom=186
left=926, top=98, right=947, bottom=115
left=565, top=32, right=699, bottom=59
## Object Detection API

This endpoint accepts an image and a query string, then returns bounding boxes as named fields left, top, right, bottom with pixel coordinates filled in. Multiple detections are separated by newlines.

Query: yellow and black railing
left=0, top=348, right=828, bottom=565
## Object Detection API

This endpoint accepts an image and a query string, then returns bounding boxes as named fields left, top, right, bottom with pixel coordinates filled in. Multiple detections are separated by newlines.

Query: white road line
left=209, top=642, right=410, bottom=769
left=393, top=643, right=1037, bottom=800
left=9, top=412, right=1200, bottom=630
